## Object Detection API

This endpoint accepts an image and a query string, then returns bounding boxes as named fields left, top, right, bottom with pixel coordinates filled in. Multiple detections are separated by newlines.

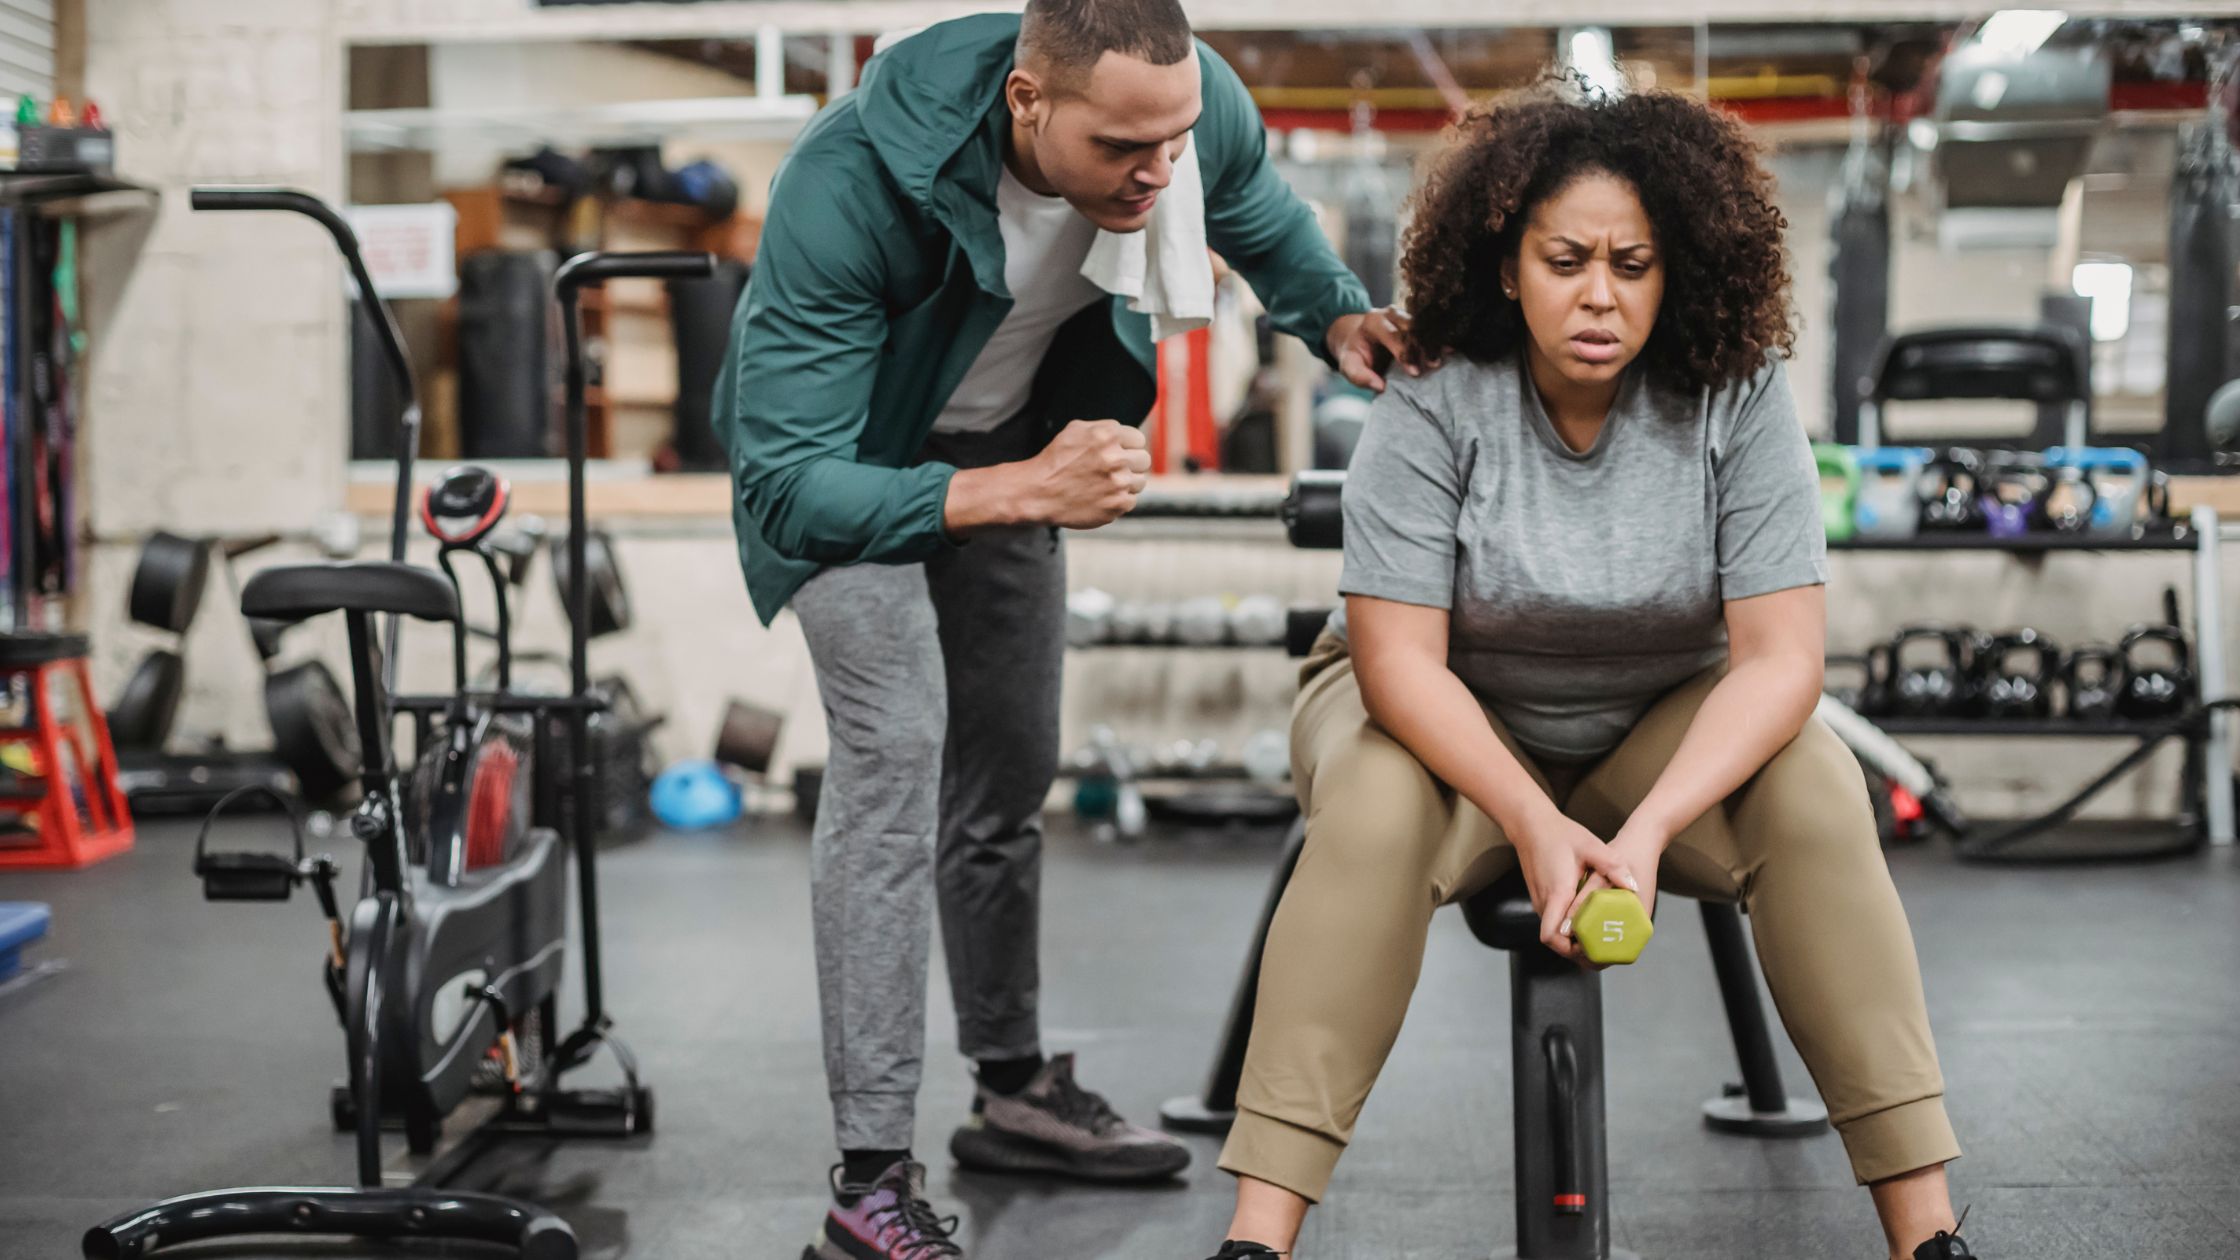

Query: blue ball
left=651, top=760, right=743, bottom=831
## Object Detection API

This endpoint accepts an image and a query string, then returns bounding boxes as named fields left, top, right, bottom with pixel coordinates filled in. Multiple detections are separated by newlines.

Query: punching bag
left=1827, top=140, right=1891, bottom=445
left=667, top=260, right=750, bottom=472
left=2164, top=121, right=2236, bottom=467
left=457, top=250, right=560, bottom=459
left=349, top=298, right=403, bottom=460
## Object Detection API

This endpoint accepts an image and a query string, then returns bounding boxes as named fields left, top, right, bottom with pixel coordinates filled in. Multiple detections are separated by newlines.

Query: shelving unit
left=440, top=184, right=759, bottom=460
left=1871, top=717, right=2176, bottom=737
left=1831, top=529, right=2196, bottom=553
left=1837, top=509, right=2234, bottom=845
left=0, top=172, right=159, bottom=632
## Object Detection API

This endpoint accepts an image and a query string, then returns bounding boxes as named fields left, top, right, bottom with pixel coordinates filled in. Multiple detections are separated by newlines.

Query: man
left=713, top=2, right=1406, bottom=1255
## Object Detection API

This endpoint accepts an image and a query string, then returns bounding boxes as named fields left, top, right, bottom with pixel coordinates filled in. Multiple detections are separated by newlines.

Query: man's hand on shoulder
left=1327, top=307, right=1421, bottom=393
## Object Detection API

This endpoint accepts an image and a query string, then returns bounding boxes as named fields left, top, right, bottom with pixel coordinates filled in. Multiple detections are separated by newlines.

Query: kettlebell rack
left=1830, top=506, right=2235, bottom=846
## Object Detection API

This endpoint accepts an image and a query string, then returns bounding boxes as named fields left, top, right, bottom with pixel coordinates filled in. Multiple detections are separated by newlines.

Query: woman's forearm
left=1354, top=649, right=1560, bottom=836
left=1628, top=653, right=1821, bottom=845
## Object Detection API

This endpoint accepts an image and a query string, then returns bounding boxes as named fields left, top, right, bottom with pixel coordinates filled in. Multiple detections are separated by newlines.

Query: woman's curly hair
left=1401, top=82, right=1795, bottom=390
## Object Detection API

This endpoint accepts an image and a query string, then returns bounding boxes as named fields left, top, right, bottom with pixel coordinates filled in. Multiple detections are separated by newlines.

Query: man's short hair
left=1017, top=0, right=1194, bottom=96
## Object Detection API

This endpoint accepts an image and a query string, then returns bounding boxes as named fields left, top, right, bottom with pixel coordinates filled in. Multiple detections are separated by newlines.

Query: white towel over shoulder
left=1078, top=135, right=1214, bottom=342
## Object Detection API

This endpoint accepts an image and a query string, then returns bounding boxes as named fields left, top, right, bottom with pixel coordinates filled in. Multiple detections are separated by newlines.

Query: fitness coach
left=711, top=3, right=1406, bottom=1255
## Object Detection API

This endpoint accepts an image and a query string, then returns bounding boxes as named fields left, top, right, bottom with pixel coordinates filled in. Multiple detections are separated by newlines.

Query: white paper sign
left=346, top=202, right=459, bottom=301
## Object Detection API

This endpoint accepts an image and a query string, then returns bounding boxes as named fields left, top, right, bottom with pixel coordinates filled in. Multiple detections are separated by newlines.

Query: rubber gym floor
left=4, top=815, right=2239, bottom=1260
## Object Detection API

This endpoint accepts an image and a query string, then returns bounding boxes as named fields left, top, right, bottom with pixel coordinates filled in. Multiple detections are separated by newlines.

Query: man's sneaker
left=949, top=1052, right=1191, bottom=1183
left=1203, top=1243, right=1285, bottom=1260
left=803, top=1160, right=962, bottom=1260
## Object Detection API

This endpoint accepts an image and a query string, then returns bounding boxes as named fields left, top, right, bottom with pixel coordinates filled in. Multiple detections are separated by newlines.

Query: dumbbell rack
left=1062, top=632, right=1297, bottom=830
left=1063, top=496, right=1304, bottom=833
left=1832, top=506, right=2235, bottom=845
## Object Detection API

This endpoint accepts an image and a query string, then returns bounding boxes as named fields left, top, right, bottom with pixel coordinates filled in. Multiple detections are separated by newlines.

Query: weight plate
left=551, top=529, right=631, bottom=638
left=792, top=765, right=824, bottom=823
left=715, top=699, right=784, bottom=776
left=1283, top=472, right=1345, bottom=549
left=247, top=617, right=290, bottom=662
left=107, top=649, right=186, bottom=751
left=266, top=660, right=363, bottom=801
left=129, top=532, right=211, bottom=634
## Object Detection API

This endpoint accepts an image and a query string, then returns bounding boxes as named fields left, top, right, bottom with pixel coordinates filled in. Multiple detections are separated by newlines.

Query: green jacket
left=713, top=12, right=1370, bottom=624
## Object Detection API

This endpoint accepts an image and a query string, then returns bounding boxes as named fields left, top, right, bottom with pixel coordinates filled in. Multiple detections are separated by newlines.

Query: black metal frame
left=83, top=190, right=711, bottom=1260
left=1162, top=820, right=1828, bottom=1260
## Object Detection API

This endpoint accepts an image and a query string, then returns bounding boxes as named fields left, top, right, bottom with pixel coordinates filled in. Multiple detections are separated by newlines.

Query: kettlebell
left=1977, top=452, right=2048, bottom=539
left=1824, top=652, right=1874, bottom=711
left=1889, top=625, right=1975, bottom=717
left=1854, top=447, right=1930, bottom=539
left=2145, top=471, right=2175, bottom=529
left=2034, top=462, right=2098, bottom=533
left=2116, top=625, right=2194, bottom=719
left=2047, top=445, right=2149, bottom=537
left=1976, top=628, right=2060, bottom=719
left=1856, top=642, right=1897, bottom=716
left=1916, top=448, right=1987, bottom=531
left=1814, top=443, right=1860, bottom=542
left=2062, top=646, right=2124, bottom=723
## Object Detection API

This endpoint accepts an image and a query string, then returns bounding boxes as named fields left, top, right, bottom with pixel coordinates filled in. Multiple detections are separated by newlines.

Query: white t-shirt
left=931, top=166, right=1107, bottom=434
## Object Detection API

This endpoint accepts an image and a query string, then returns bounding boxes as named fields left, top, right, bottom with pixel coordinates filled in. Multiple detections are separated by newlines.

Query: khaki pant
left=1218, top=636, right=1960, bottom=1203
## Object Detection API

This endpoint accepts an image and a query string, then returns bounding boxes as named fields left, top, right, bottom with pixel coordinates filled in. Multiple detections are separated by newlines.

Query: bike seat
left=1460, top=870, right=1541, bottom=952
left=242, top=562, right=459, bottom=625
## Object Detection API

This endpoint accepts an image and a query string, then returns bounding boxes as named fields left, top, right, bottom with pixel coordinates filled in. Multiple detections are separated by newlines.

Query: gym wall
left=76, top=0, right=2210, bottom=818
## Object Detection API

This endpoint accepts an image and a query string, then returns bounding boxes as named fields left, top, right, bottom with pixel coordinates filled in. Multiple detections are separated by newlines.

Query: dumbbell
left=1283, top=471, right=1345, bottom=549
left=1173, top=597, right=1230, bottom=646
left=1109, top=600, right=1174, bottom=645
left=1150, top=739, right=1223, bottom=776
left=1240, top=730, right=1289, bottom=785
left=1572, top=887, right=1654, bottom=965
left=1229, top=595, right=1286, bottom=647
left=1067, top=588, right=1116, bottom=646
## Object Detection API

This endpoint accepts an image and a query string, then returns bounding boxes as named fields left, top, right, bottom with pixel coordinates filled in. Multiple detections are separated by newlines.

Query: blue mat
left=0, top=901, right=49, bottom=981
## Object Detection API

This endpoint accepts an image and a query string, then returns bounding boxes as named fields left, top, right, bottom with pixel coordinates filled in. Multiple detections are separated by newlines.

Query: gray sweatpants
left=790, top=416, right=1066, bottom=1151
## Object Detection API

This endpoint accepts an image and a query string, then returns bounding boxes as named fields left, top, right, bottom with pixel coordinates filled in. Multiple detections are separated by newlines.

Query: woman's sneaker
left=803, top=1160, right=962, bottom=1260
left=948, top=1052, right=1191, bottom=1183
left=1203, top=1243, right=1285, bottom=1259
left=1913, top=1227, right=1976, bottom=1259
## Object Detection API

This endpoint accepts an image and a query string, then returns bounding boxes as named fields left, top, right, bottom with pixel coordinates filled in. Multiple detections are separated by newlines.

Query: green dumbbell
left=1572, top=888, right=1654, bottom=965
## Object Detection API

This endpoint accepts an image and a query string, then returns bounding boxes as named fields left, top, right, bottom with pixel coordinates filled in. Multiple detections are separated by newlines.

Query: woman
left=1199, top=84, right=1977, bottom=1260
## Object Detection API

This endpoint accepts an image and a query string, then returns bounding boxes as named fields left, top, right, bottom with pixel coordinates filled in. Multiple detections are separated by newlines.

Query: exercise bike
left=84, top=187, right=713, bottom=1260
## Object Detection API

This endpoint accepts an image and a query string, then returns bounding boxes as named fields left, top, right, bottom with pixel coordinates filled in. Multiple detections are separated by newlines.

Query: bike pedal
left=195, top=851, right=299, bottom=901
left=497, top=1029, right=522, bottom=1092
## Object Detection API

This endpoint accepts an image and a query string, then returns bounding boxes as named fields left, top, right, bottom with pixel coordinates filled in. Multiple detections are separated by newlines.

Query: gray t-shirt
left=1334, top=352, right=1827, bottom=760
